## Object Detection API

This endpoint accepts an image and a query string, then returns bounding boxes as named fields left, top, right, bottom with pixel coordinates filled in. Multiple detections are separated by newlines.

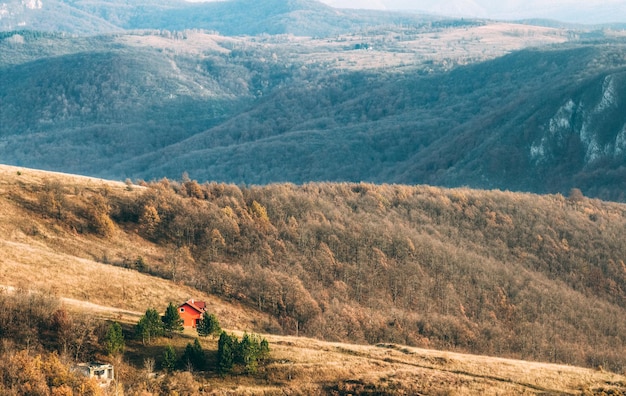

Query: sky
left=318, top=0, right=626, bottom=24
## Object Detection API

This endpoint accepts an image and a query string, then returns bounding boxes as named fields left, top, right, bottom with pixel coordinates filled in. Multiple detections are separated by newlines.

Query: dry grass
left=0, top=164, right=265, bottom=330
left=1, top=164, right=626, bottom=394
left=194, top=334, right=626, bottom=395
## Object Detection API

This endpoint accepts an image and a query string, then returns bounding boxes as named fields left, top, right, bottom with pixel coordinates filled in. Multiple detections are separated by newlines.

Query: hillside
left=0, top=166, right=265, bottom=329
left=127, top=38, right=626, bottom=201
left=2, top=164, right=626, bottom=376
left=1, top=164, right=626, bottom=394
left=5, top=26, right=626, bottom=201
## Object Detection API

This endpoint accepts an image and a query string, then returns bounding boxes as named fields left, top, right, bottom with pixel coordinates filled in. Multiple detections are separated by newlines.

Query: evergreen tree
left=215, top=331, right=270, bottom=374
left=197, top=312, right=221, bottom=338
left=217, top=332, right=236, bottom=374
left=259, top=337, right=270, bottom=361
left=135, top=308, right=164, bottom=345
left=162, top=345, right=177, bottom=372
left=235, top=332, right=269, bottom=373
left=236, top=332, right=259, bottom=373
left=182, top=338, right=206, bottom=371
left=104, top=321, right=125, bottom=356
left=134, top=256, right=146, bottom=272
left=162, top=302, right=184, bottom=337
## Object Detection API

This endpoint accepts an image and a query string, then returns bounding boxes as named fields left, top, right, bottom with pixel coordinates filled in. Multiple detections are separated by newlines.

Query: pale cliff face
left=531, top=73, right=626, bottom=167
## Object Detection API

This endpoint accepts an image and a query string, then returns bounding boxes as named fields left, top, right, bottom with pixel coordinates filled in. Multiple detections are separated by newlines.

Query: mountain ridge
left=327, top=0, right=626, bottom=25
left=0, top=0, right=444, bottom=36
left=2, top=28, right=626, bottom=200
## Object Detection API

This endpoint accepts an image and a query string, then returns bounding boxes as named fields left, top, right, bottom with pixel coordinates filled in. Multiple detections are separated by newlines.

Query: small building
left=73, top=362, right=114, bottom=383
left=178, top=299, right=207, bottom=328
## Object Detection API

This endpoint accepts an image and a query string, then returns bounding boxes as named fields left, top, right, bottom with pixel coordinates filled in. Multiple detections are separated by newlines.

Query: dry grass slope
left=260, top=337, right=626, bottom=395
left=0, top=165, right=264, bottom=330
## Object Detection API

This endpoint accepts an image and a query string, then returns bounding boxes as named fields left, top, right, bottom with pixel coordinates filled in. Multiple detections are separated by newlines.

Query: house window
left=180, top=308, right=185, bottom=313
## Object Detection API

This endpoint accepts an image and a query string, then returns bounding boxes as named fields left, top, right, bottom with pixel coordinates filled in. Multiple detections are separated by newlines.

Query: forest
left=12, top=173, right=626, bottom=373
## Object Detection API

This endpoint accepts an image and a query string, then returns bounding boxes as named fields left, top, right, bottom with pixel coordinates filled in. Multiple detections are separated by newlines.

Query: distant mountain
left=121, top=42, right=626, bottom=201
left=2, top=29, right=626, bottom=201
left=0, top=0, right=441, bottom=36
left=0, top=0, right=127, bottom=33
left=2, top=0, right=624, bottom=36
left=126, top=0, right=360, bottom=36
left=333, top=0, right=626, bottom=25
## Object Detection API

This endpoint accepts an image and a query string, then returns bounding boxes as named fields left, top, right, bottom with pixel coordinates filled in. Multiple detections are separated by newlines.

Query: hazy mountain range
left=186, top=0, right=626, bottom=24
left=321, top=0, right=626, bottom=24
left=2, top=0, right=626, bottom=34
left=0, top=0, right=434, bottom=34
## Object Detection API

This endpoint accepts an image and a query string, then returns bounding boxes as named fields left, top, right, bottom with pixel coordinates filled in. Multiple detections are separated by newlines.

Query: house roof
left=75, top=362, right=113, bottom=370
left=179, top=299, right=206, bottom=314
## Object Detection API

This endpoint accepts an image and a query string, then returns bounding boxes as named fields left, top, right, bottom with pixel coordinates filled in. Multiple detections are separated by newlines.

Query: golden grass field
left=131, top=331, right=626, bottom=395
left=1, top=164, right=625, bottom=395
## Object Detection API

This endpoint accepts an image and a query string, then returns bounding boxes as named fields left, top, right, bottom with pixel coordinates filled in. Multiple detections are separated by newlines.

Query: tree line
left=133, top=302, right=269, bottom=374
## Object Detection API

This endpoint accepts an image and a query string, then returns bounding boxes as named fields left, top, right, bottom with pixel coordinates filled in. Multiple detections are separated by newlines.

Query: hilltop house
left=178, top=299, right=206, bottom=328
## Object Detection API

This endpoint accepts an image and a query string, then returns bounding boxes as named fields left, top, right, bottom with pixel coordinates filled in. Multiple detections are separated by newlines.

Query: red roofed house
left=178, top=299, right=207, bottom=328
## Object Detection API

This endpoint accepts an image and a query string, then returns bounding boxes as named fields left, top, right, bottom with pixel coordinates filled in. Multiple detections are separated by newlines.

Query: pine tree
left=182, top=338, right=205, bottom=371
left=163, top=302, right=184, bottom=337
left=104, top=322, right=125, bottom=356
left=197, top=312, right=221, bottom=338
left=235, top=333, right=269, bottom=373
left=162, top=345, right=177, bottom=372
left=236, top=332, right=259, bottom=373
left=259, top=337, right=270, bottom=361
left=217, top=332, right=236, bottom=374
left=135, top=308, right=164, bottom=345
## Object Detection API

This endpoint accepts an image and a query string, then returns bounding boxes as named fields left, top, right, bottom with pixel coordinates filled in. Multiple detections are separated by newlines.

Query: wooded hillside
left=3, top=29, right=626, bottom=201
left=4, top=166, right=626, bottom=373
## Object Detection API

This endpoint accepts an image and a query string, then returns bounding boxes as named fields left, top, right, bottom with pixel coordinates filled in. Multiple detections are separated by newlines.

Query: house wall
left=179, top=304, right=201, bottom=327
left=73, top=363, right=114, bottom=382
